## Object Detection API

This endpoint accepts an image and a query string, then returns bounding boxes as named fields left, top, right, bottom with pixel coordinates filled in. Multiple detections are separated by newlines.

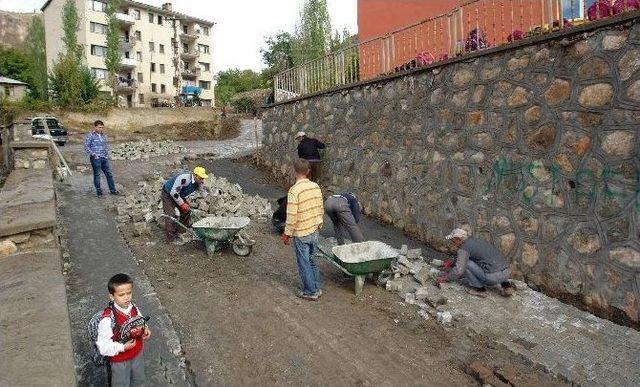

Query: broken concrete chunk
left=413, top=267, right=433, bottom=286
left=407, top=248, right=422, bottom=260
left=0, top=240, right=18, bottom=258
left=397, top=255, right=412, bottom=268
left=133, top=222, right=151, bottom=237
left=399, top=244, right=408, bottom=255
left=437, top=311, right=453, bottom=325
left=430, top=259, right=443, bottom=267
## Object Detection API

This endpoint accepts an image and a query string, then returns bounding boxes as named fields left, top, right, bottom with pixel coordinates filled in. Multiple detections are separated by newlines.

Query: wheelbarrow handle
left=315, top=246, right=353, bottom=277
left=158, top=214, right=200, bottom=239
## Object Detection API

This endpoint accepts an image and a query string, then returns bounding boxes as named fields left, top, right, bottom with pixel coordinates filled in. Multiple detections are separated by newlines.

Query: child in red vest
left=96, top=273, right=151, bottom=386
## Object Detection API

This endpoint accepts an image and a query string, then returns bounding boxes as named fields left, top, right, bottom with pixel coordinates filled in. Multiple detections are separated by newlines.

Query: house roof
left=41, top=0, right=214, bottom=26
left=0, top=76, right=28, bottom=86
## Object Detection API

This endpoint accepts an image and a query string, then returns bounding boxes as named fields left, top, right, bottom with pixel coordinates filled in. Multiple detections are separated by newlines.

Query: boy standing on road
left=281, top=159, right=324, bottom=301
left=84, top=120, right=120, bottom=197
left=96, top=273, right=151, bottom=387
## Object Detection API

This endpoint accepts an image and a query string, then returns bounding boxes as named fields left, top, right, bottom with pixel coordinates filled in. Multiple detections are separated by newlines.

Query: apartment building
left=42, top=0, right=215, bottom=107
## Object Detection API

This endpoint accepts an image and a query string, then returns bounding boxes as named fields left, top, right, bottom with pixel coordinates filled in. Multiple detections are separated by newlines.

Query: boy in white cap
left=295, top=131, right=325, bottom=182
left=438, top=228, right=515, bottom=297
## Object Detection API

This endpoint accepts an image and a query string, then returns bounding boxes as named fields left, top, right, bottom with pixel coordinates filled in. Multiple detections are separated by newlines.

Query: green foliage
left=0, top=47, right=31, bottom=85
left=104, top=0, right=122, bottom=103
left=292, top=0, right=332, bottom=66
left=230, top=97, right=255, bottom=113
left=25, top=17, right=48, bottom=100
left=80, top=66, right=101, bottom=102
left=261, top=32, right=295, bottom=73
left=0, top=96, right=53, bottom=125
left=61, top=0, right=82, bottom=61
left=215, top=69, right=267, bottom=106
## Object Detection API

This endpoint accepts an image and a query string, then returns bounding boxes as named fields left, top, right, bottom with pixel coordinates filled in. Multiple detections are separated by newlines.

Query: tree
left=49, top=0, right=84, bottom=107
left=0, top=47, right=31, bottom=84
left=104, top=0, right=122, bottom=104
left=261, top=32, right=295, bottom=72
left=292, top=0, right=332, bottom=66
left=25, top=16, right=48, bottom=100
left=214, top=69, right=267, bottom=106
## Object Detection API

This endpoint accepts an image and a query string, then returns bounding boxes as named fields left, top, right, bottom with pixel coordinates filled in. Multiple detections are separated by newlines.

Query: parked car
left=31, top=116, right=68, bottom=145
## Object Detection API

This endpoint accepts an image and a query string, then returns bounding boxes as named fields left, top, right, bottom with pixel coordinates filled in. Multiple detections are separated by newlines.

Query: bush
left=0, top=97, right=54, bottom=124
left=230, top=97, right=255, bottom=113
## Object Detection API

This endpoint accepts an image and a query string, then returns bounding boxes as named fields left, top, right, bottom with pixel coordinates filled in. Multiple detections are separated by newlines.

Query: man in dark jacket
left=324, top=192, right=364, bottom=245
left=295, top=131, right=325, bottom=182
left=438, top=228, right=515, bottom=297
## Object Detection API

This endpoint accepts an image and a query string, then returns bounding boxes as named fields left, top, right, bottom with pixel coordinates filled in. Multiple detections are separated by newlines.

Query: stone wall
left=262, top=17, right=640, bottom=326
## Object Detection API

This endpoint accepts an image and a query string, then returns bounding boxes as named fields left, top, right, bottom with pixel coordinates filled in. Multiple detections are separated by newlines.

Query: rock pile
left=112, top=173, right=272, bottom=236
left=382, top=244, right=458, bottom=326
left=110, top=140, right=186, bottom=160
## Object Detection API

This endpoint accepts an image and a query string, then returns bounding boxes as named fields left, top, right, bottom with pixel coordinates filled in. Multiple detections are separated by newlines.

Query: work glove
left=442, top=260, right=455, bottom=269
left=280, top=234, right=290, bottom=245
left=179, top=202, right=190, bottom=213
left=436, top=275, right=449, bottom=284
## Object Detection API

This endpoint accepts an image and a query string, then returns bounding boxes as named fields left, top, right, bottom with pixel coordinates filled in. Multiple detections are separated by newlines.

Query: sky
left=0, top=0, right=358, bottom=72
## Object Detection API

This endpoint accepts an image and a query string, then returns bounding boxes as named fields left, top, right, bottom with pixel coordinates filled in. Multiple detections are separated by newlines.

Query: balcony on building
left=120, top=57, right=136, bottom=69
left=119, top=34, right=135, bottom=51
left=181, top=68, right=201, bottom=79
left=114, top=76, right=137, bottom=93
left=179, top=22, right=198, bottom=42
left=116, top=12, right=135, bottom=26
left=180, top=49, right=200, bottom=61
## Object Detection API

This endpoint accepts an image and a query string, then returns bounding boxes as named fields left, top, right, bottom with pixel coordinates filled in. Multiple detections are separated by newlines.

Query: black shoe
left=110, top=190, right=121, bottom=195
left=96, top=191, right=104, bottom=197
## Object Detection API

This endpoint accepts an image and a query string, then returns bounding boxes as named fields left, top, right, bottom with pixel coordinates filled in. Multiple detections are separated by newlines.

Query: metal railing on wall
left=273, top=0, right=639, bottom=102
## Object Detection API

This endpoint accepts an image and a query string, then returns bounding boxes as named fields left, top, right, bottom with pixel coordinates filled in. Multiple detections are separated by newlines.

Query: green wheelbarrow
left=316, top=241, right=397, bottom=295
left=161, top=213, right=255, bottom=257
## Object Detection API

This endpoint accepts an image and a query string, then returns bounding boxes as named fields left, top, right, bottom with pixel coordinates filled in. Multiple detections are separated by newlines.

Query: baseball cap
left=193, top=166, right=208, bottom=179
left=295, top=131, right=306, bottom=139
left=445, top=228, right=468, bottom=240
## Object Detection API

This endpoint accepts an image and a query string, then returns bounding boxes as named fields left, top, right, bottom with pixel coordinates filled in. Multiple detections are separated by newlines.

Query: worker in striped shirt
left=281, top=159, right=324, bottom=301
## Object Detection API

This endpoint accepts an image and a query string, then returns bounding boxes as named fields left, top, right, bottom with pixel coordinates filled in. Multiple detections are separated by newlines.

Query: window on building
left=148, top=12, right=154, bottom=23
left=159, top=44, right=165, bottom=54
left=90, top=45, right=108, bottom=57
left=149, top=42, right=155, bottom=52
left=182, top=25, right=188, bottom=34
left=91, top=0, right=107, bottom=12
left=136, top=51, right=142, bottom=61
left=150, top=62, right=156, bottom=72
left=90, top=22, right=107, bottom=34
left=151, top=83, right=157, bottom=92
left=182, top=43, right=189, bottom=52
left=562, top=0, right=597, bottom=19
left=199, top=62, right=210, bottom=72
left=91, top=68, right=108, bottom=79
left=198, top=80, right=211, bottom=90
left=134, top=30, right=141, bottom=41
left=157, top=15, right=163, bottom=25
left=134, top=9, right=140, bottom=19
left=137, top=72, right=143, bottom=83
left=159, top=64, right=165, bottom=74
left=197, top=44, right=209, bottom=54
left=138, top=93, right=144, bottom=103
left=201, top=26, right=209, bottom=36
left=161, top=84, right=166, bottom=93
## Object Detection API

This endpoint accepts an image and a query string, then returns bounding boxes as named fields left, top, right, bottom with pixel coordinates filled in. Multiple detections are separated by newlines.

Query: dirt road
left=59, top=130, right=565, bottom=386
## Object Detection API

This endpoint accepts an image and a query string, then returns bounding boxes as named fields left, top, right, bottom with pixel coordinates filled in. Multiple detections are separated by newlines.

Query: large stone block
left=601, top=131, right=635, bottom=158
left=526, top=123, right=557, bottom=151
left=609, top=247, right=640, bottom=269
left=617, top=48, right=640, bottom=81
left=578, top=83, right=613, bottom=107
left=544, top=79, right=571, bottom=105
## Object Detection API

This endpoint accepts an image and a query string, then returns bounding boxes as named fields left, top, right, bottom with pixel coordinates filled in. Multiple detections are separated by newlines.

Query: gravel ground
left=58, top=126, right=567, bottom=386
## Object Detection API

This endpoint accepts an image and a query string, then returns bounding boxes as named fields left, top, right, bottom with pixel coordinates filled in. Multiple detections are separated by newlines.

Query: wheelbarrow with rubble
left=160, top=212, right=254, bottom=257
left=315, top=241, right=397, bottom=295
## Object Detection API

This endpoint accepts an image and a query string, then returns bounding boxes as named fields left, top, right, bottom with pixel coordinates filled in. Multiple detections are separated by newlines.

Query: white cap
left=445, top=228, right=468, bottom=240
left=295, top=131, right=306, bottom=139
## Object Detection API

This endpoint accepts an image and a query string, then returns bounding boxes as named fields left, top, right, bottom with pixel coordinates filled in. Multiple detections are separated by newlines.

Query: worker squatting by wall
left=262, top=17, right=640, bottom=326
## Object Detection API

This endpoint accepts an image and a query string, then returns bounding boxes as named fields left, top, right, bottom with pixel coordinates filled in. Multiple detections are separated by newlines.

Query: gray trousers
left=324, top=196, right=364, bottom=245
left=463, top=261, right=510, bottom=289
left=110, top=350, right=145, bottom=387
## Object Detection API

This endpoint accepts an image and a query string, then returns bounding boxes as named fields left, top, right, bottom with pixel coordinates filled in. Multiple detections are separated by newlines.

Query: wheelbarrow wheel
left=232, top=241, right=252, bottom=256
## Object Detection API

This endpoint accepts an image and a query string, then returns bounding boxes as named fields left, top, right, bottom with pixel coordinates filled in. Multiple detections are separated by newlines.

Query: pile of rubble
left=112, top=173, right=272, bottom=237
left=382, top=245, right=458, bottom=325
left=110, top=140, right=187, bottom=160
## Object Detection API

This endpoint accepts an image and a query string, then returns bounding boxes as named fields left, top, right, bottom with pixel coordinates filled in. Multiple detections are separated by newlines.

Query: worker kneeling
left=324, top=192, right=364, bottom=245
left=438, top=228, right=515, bottom=298
left=161, top=166, right=209, bottom=243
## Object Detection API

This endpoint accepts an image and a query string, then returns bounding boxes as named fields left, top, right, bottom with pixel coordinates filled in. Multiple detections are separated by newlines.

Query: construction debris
left=110, top=140, right=187, bottom=160
left=112, top=173, right=272, bottom=234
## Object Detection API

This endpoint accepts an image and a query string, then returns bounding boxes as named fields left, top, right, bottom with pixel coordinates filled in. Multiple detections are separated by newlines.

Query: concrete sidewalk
left=57, top=175, right=189, bottom=386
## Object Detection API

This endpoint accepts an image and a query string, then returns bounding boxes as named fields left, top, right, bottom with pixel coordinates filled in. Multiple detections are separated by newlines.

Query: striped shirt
left=284, top=178, right=323, bottom=237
